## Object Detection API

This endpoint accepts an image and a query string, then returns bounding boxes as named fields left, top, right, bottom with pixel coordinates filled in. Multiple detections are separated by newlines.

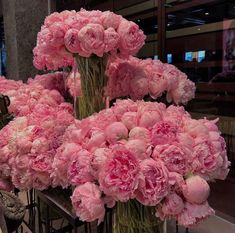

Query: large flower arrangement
left=51, top=99, right=229, bottom=228
left=0, top=7, right=230, bottom=233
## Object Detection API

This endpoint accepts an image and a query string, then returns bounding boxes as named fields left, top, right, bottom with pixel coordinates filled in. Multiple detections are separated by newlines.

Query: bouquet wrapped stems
left=114, top=200, right=164, bottom=233
left=74, top=55, right=108, bottom=119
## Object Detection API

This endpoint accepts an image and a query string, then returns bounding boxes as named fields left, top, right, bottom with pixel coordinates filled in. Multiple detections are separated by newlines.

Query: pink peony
left=104, top=28, right=120, bottom=52
left=129, top=127, right=151, bottom=143
left=77, top=23, right=105, bottom=57
left=167, top=77, right=196, bottom=104
left=91, top=148, right=111, bottom=176
left=183, top=119, right=209, bottom=138
left=121, top=112, right=137, bottom=130
left=104, top=122, right=128, bottom=144
left=151, top=121, right=178, bottom=146
left=118, top=20, right=146, bottom=55
left=101, top=11, right=122, bottom=29
left=99, top=146, right=140, bottom=201
left=156, top=192, right=184, bottom=219
left=136, top=159, right=169, bottom=206
left=64, top=28, right=81, bottom=53
left=125, top=139, right=151, bottom=160
left=71, top=182, right=105, bottom=223
left=129, top=69, right=149, bottom=100
left=153, top=144, right=191, bottom=175
left=191, top=136, right=229, bottom=180
left=52, top=143, right=82, bottom=188
left=66, top=71, right=82, bottom=97
left=177, top=202, right=215, bottom=227
left=112, top=99, right=137, bottom=120
left=182, top=176, right=210, bottom=204
left=67, top=149, right=94, bottom=185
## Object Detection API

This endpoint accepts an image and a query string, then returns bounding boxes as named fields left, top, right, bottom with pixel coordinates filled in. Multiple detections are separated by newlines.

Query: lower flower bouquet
left=52, top=99, right=229, bottom=232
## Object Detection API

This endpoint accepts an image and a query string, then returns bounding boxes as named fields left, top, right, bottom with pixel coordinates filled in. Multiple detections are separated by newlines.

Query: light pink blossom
left=71, top=182, right=105, bottom=223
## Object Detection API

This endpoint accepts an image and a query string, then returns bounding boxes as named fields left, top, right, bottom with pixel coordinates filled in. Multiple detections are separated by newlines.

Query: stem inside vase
left=74, top=55, right=108, bottom=119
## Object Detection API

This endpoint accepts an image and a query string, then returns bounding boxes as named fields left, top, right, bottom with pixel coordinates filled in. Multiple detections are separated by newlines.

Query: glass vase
left=113, top=200, right=164, bottom=233
left=74, top=55, right=108, bottom=119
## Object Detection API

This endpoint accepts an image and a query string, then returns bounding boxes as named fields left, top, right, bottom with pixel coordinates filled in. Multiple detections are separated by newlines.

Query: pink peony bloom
left=183, top=119, right=209, bottom=138
left=67, top=149, right=94, bottom=186
left=104, top=28, right=120, bottom=52
left=192, top=136, right=229, bottom=180
left=129, top=68, right=149, bottom=100
left=177, top=202, right=215, bottom=227
left=156, top=192, right=184, bottom=219
left=71, top=182, right=105, bottom=223
left=52, top=143, right=82, bottom=188
left=151, top=121, right=178, bottom=146
left=167, top=77, right=196, bottom=104
left=92, top=148, right=111, bottom=176
left=162, top=64, right=181, bottom=90
left=121, top=112, right=137, bottom=130
left=77, top=23, right=105, bottom=57
left=64, top=28, right=81, bottom=53
left=99, top=146, right=140, bottom=201
left=136, top=158, right=169, bottom=206
left=104, top=122, right=128, bottom=144
left=125, top=139, right=151, bottom=160
left=101, top=11, right=122, bottom=29
left=129, top=127, right=151, bottom=143
left=142, top=59, right=167, bottom=99
left=153, top=144, right=191, bottom=175
left=66, top=71, right=82, bottom=97
left=118, top=20, right=146, bottom=55
left=182, top=176, right=210, bottom=204
left=112, top=99, right=137, bottom=120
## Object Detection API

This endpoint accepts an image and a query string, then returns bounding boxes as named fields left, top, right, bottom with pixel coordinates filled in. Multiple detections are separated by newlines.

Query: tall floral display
left=0, top=8, right=230, bottom=233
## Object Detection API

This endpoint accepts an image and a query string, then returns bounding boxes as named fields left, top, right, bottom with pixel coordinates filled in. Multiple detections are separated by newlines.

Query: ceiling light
left=197, top=28, right=201, bottom=31
left=205, top=12, right=209, bottom=15
left=167, top=23, right=170, bottom=26
left=137, top=19, right=141, bottom=22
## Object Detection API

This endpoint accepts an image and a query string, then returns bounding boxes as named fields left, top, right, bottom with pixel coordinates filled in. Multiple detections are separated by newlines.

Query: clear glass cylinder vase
left=74, top=55, right=108, bottom=119
left=113, top=200, right=164, bottom=233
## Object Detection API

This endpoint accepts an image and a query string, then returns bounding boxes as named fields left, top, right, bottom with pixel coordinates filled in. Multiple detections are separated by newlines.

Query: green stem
left=114, top=200, right=163, bottom=233
left=74, top=55, right=108, bottom=119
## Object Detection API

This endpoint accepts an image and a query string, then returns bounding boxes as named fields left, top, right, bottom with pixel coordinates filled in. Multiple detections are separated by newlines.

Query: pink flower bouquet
left=51, top=99, right=229, bottom=228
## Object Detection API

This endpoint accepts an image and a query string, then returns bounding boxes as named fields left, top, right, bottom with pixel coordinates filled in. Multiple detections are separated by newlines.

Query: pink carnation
left=71, top=182, right=105, bottom=223
left=99, top=146, right=140, bottom=201
left=136, top=159, right=169, bottom=206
